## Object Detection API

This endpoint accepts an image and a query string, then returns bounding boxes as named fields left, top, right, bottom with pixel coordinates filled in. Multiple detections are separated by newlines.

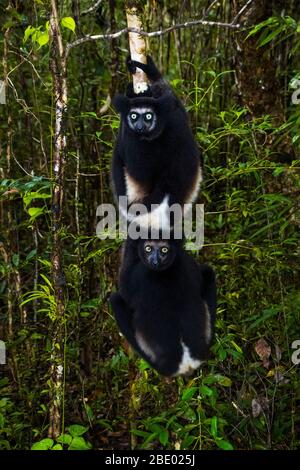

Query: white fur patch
left=134, top=82, right=149, bottom=94
left=184, top=165, right=203, bottom=212
left=175, top=341, right=203, bottom=376
left=130, top=195, right=170, bottom=231
left=204, top=302, right=211, bottom=344
left=125, top=171, right=147, bottom=204
left=122, top=165, right=202, bottom=229
left=136, top=330, right=156, bottom=362
left=130, top=107, right=154, bottom=114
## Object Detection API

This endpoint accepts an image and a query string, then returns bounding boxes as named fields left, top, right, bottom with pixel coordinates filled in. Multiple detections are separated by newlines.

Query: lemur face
left=138, top=240, right=176, bottom=271
left=127, top=107, right=158, bottom=136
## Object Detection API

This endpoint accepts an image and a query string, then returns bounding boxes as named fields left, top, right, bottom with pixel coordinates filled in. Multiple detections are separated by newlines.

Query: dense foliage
left=0, top=0, right=299, bottom=450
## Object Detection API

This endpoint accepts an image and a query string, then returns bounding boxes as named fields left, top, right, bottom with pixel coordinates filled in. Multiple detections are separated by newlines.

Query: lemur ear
left=112, top=94, right=130, bottom=114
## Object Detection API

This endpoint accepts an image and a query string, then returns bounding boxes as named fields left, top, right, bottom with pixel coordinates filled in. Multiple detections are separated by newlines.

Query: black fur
left=110, top=238, right=216, bottom=376
left=126, top=55, right=171, bottom=99
left=111, top=56, right=202, bottom=229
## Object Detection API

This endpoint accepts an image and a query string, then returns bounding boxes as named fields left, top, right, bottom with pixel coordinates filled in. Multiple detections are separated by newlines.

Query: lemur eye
left=161, top=247, right=169, bottom=254
left=145, top=113, right=152, bottom=120
left=145, top=245, right=152, bottom=253
left=130, top=113, right=137, bottom=120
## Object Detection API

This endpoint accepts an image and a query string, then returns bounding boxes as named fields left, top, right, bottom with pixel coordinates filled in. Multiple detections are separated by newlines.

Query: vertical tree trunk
left=108, top=0, right=120, bottom=98
left=48, top=0, right=67, bottom=439
left=125, top=2, right=148, bottom=94
left=232, top=0, right=295, bottom=161
left=3, top=25, right=13, bottom=341
left=2, top=14, right=22, bottom=388
left=122, top=2, right=148, bottom=449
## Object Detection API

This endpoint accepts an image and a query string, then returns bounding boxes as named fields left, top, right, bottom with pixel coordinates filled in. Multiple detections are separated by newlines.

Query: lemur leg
left=128, top=186, right=171, bottom=232
left=200, top=265, right=217, bottom=323
left=110, top=292, right=136, bottom=345
left=126, top=55, right=162, bottom=81
left=198, top=265, right=217, bottom=344
left=110, top=292, right=154, bottom=365
left=111, top=147, right=126, bottom=202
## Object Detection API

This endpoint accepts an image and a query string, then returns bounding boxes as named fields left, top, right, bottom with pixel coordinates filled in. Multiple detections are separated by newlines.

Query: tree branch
left=231, top=0, right=254, bottom=25
left=66, top=19, right=241, bottom=56
left=82, top=0, right=103, bottom=16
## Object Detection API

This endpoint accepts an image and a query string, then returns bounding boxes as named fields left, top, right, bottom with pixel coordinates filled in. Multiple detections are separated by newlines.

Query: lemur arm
left=111, top=143, right=126, bottom=202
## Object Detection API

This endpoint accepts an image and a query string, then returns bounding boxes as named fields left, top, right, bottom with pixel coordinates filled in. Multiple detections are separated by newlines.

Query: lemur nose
left=150, top=253, right=159, bottom=266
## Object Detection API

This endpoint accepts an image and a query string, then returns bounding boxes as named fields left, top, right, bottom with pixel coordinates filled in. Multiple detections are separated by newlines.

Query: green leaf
left=61, top=17, right=76, bottom=33
left=68, top=436, right=92, bottom=450
left=204, top=374, right=232, bottom=387
left=272, top=166, right=285, bottom=177
left=81, top=298, right=100, bottom=309
left=216, top=439, right=234, bottom=450
left=28, top=207, right=45, bottom=220
left=12, top=253, right=19, bottom=268
left=181, top=434, right=195, bottom=449
left=130, top=429, right=150, bottom=438
left=246, top=17, right=278, bottom=39
left=148, top=423, right=163, bottom=434
left=52, top=444, right=63, bottom=450
left=183, top=407, right=197, bottom=422
left=26, top=249, right=37, bottom=261
left=57, top=433, right=72, bottom=445
left=0, top=398, right=9, bottom=408
left=40, top=274, right=53, bottom=289
left=23, top=25, right=36, bottom=43
left=37, top=31, right=49, bottom=47
left=230, top=340, right=243, bottom=354
left=218, top=348, right=227, bottom=360
left=159, top=429, right=169, bottom=446
left=0, top=378, right=9, bottom=388
left=23, top=192, right=51, bottom=206
left=140, top=432, right=158, bottom=449
left=218, top=376, right=232, bottom=387
left=181, top=387, right=198, bottom=401
left=200, top=385, right=213, bottom=397
left=79, top=311, right=91, bottom=318
left=68, top=424, right=88, bottom=437
left=258, top=26, right=285, bottom=47
left=210, top=416, right=218, bottom=438
left=31, top=438, right=54, bottom=450
left=248, top=306, right=280, bottom=330
left=138, top=358, right=151, bottom=371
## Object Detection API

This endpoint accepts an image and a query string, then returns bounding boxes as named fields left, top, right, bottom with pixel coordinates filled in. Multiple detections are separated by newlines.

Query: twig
left=231, top=0, right=254, bottom=25
left=201, top=0, right=219, bottom=20
left=82, top=0, right=103, bottom=16
left=9, top=50, right=47, bottom=87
